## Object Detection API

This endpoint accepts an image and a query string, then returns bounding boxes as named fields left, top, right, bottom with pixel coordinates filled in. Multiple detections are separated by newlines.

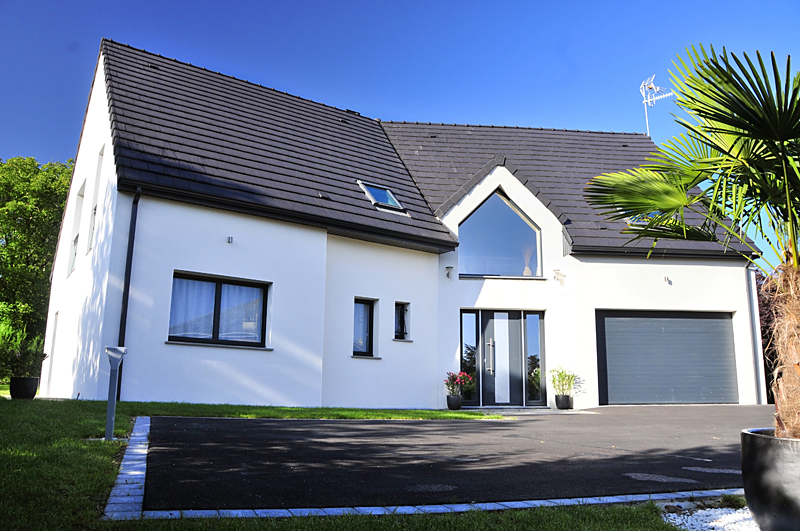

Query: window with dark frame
left=394, top=302, right=409, bottom=340
left=168, top=273, right=268, bottom=347
left=353, top=299, right=374, bottom=356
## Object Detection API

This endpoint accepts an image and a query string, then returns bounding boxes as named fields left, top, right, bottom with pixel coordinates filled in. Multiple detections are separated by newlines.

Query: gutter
left=745, top=264, right=767, bottom=404
left=115, top=187, right=142, bottom=400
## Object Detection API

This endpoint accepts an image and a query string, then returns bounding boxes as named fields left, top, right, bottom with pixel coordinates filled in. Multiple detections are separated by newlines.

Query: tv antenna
left=639, top=75, right=673, bottom=137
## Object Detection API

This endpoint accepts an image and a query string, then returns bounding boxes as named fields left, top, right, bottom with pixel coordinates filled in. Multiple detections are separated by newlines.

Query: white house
left=40, top=40, right=767, bottom=409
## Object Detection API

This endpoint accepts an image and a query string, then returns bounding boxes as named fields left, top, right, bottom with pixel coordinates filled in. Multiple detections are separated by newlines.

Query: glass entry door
left=460, top=310, right=545, bottom=407
left=482, top=311, right=523, bottom=405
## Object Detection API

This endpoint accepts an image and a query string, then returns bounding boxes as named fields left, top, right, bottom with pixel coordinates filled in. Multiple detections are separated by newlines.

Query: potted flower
left=0, top=325, right=46, bottom=400
left=550, top=367, right=575, bottom=410
left=444, top=371, right=474, bottom=410
left=586, top=45, right=800, bottom=528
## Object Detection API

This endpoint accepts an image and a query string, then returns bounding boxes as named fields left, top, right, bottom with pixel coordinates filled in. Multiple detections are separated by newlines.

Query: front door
left=460, top=310, right=528, bottom=407
left=482, top=311, right=524, bottom=406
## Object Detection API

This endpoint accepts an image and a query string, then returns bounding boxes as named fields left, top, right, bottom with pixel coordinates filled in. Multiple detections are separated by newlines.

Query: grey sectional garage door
left=596, top=311, right=739, bottom=404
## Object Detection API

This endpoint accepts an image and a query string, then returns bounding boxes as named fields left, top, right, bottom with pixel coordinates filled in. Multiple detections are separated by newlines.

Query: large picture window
left=458, top=191, right=541, bottom=278
left=168, top=273, right=267, bottom=347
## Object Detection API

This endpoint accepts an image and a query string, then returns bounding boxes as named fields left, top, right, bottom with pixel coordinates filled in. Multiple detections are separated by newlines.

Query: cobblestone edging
left=102, top=416, right=745, bottom=520
left=102, top=416, right=150, bottom=520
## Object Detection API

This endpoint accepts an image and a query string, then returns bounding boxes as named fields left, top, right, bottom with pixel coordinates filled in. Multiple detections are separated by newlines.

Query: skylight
left=358, top=181, right=405, bottom=211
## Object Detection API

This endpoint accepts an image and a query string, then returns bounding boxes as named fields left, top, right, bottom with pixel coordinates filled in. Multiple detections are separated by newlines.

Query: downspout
left=745, top=263, right=767, bottom=404
left=116, top=187, right=142, bottom=400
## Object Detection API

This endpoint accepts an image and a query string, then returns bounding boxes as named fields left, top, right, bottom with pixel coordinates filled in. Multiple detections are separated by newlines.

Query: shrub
left=0, top=321, right=46, bottom=378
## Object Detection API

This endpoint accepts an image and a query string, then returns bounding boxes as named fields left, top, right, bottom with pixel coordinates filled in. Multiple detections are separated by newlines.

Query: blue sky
left=1, top=0, right=796, bottom=266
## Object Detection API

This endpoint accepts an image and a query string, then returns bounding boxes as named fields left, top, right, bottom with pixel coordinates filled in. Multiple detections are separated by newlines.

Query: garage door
left=596, top=311, right=739, bottom=405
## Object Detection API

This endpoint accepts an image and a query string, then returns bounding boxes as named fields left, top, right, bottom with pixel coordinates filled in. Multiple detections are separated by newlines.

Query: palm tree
left=586, top=45, right=800, bottom=438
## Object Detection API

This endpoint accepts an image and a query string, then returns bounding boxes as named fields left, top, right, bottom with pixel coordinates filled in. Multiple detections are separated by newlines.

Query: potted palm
left=586, top=45, right=800, bottom=529
left=444, top=371, right=474, bottom=410
left=550, top=367, right=576, bottom=409
left=0, top=324, right=46, bottom=400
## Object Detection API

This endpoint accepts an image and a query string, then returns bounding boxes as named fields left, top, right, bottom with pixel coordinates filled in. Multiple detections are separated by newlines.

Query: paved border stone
left=102, top=416, right=150, bottom=521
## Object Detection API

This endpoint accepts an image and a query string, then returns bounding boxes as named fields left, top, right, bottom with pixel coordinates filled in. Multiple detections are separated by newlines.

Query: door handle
left=485, top=339, right=494, bottom=374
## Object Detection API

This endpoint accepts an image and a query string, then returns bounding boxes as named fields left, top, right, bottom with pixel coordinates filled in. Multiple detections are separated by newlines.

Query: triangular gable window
left=458, top=191, right=541, bottom=277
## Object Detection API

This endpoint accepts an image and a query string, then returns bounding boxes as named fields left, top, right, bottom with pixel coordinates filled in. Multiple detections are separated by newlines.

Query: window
left=353, top=299, right=374, bottom=356
left=394, top=302, right=409, bottom=340
left=525, top=312, right=545, bottom=405
left=460, top=311, right=479, bottom=405
left=87, top=147, right=104, bottom=253
left=357, top=180, right=405, bottom=212
left=458, top=191, right=541, bottom=277
left=67, top=181, right=85, bottom=276
left=168, top=273, right=267, bottom=347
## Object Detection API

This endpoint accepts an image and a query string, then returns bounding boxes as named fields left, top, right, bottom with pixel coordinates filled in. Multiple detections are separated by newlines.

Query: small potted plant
left=444, top=371, right=474, bottom=410
left=0, top=325, right=46, bottom=400
left=550, top=367, right=576, bottom=410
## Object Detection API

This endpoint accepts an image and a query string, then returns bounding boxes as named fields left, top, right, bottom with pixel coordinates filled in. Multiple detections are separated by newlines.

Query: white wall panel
left=322, top=235, right=440, bottom=408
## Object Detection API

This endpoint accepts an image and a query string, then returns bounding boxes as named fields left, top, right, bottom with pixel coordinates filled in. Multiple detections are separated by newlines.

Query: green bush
left=550, top=366, right=576, bottom=396
left=0, top=321, right=46, bottom=378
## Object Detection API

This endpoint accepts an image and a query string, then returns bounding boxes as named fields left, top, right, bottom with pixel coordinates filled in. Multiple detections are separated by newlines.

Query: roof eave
left=569, top=244, right=753, bottom=261
left=117, top=179, right=458, bottom=255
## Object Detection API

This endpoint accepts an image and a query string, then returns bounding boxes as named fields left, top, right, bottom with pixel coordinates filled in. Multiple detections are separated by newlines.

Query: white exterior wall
left=322, top=236, right=440, bottom=408
left=42, top=56, right=119, bottom=399
left=438, top=166, right=764, bottom=408
left=116, top=198, right=328, bottom=406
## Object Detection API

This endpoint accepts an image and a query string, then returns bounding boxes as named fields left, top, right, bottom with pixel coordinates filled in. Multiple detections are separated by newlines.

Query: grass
left=0, top=382, right=8, bottom=397
left=98, top=504, right=676, bottom=530
left=0, top=398, right=679, bottom=530
left=720, top=494, right=747, bottom=510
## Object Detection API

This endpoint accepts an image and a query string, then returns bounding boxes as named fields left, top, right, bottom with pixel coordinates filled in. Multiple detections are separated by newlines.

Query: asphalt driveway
left=142, top=405, right=772, bottom=510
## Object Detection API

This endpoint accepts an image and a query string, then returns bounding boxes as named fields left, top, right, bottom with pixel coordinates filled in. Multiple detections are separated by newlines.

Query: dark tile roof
left=381, top=122, right=752, bottom=258
left=100, top=39, right=457, bottom=254
left=97, top=39, right=751, bottom=260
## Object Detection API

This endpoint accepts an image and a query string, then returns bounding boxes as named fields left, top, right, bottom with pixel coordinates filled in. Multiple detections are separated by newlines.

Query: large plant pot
left=10, top=377, right=39, bottom=399
left=446, top=395, right=463, bottom=410
left=741, top=428, right=800, bottom=531
left=555, top=395, right=573, bottom=410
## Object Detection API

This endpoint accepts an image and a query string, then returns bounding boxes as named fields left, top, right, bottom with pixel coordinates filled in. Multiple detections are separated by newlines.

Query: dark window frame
left=168, top=272, right=269, bottom=348
left=460, top=310, right=480, bottom=406
left=523, top=311, right=546, bottom=406
left=394, top=302, right=409, bottom=340
left=353, top=298, right=375, bottom=357
left=457, top=189, right=542, bottom=279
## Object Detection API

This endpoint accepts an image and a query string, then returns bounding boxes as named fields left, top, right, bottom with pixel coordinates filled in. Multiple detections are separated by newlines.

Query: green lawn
left=0, top=382, right=8, bottom=397
left=0, top=399, right=678, bottom=530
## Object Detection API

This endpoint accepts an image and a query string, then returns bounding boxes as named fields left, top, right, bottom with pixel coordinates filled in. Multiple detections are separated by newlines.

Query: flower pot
left=446, top=395, right=463, bottom=410
left=555, top=395, right=573, bottom=410
left=10, top=377, right=39, bottom=399
left=741, top=428, right=800, bottom=531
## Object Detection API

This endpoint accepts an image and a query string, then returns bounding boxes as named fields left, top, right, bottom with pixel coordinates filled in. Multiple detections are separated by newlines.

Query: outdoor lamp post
left=104, top=347, right=126, bottom=441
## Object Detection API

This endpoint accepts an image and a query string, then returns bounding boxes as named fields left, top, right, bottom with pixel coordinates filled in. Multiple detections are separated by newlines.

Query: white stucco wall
left=114, top=198, right=328, bottom=406
left=42, top=56, right=119, bottom=400
left=438, top=165, right=763, bottom=408
left=322, top=235, right=440, bottom=408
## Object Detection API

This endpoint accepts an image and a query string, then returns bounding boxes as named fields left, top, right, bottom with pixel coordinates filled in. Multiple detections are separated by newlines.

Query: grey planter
left=555, top=395, right=573, bottom=410
left=446, top=395, right=463, bottom=410
left=741, top=428, right=800, bottom=531
left=10, top=377, right=39, bottom=399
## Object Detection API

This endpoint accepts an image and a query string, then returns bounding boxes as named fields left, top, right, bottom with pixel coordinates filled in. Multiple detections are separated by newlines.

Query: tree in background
left=586, top=45, right=800, bottom=438
left=0, top=157, right=71, bottom=339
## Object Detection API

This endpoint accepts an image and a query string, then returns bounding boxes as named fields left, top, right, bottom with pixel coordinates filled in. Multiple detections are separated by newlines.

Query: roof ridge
left=100, top=38, right=373, bottom=122
left=381, top=120, right=647, bottom=136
